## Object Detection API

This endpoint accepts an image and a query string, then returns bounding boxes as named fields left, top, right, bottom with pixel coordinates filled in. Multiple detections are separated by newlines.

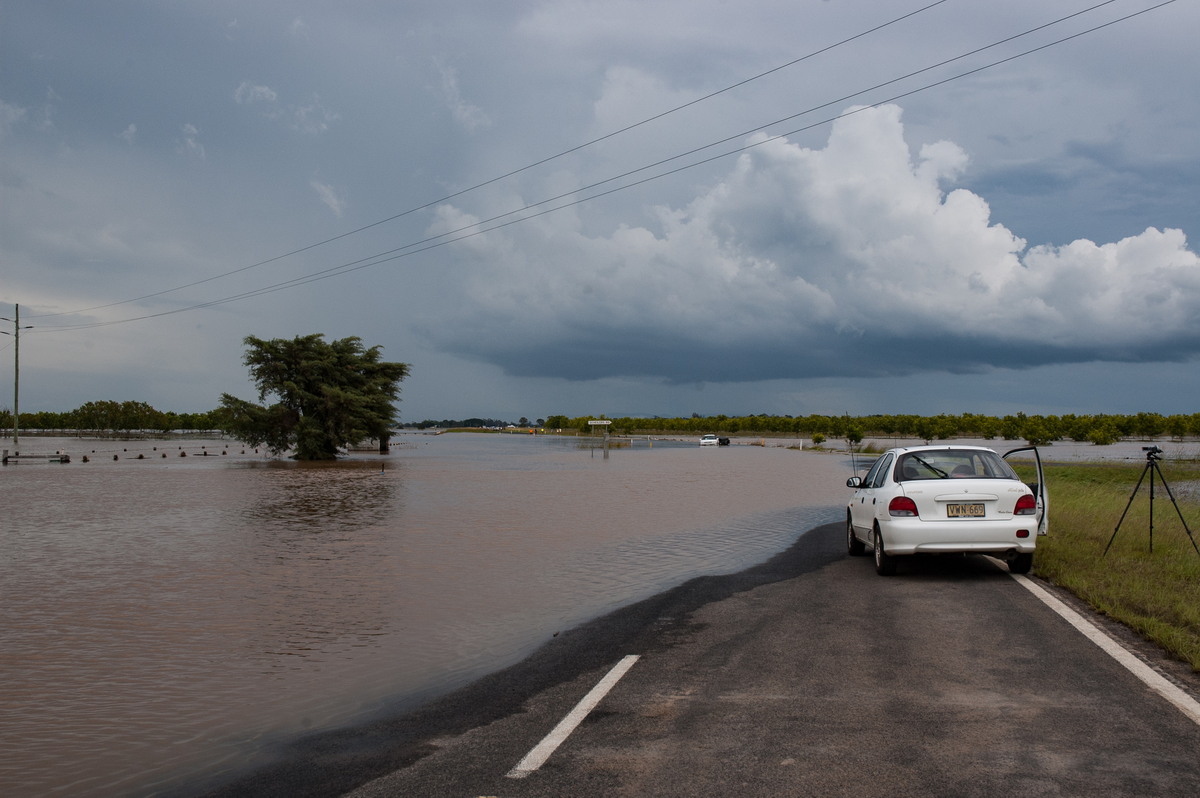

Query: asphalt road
left=201, top=522, right=1200, bottom=797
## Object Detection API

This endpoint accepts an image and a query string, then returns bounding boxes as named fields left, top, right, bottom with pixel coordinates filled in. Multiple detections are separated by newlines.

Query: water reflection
left=240, top=460, right=399, bottom=533
left=233, top=462, right=404, bottom=682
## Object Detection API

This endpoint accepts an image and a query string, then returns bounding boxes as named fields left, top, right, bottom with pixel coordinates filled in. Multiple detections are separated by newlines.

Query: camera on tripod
left=1107, top=444, right=1199, bottom=557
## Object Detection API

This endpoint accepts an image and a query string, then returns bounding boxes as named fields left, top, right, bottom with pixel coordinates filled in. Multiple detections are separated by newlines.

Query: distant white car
left=845, top=444, right=1047, bottom=575
left=700, top=434, right=720, bottom=446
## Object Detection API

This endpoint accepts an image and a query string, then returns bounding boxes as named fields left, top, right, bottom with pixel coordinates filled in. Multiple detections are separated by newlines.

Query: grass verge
left=1030, top=460, right=1200, bottom=671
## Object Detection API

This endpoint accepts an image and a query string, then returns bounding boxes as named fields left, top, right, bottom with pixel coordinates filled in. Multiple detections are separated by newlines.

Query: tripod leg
left=1149, top=461, right=1155, bottom=553
left=1151, top=460, right=1200, bottom=557
left=1105, top=461, right=1152, bottom=556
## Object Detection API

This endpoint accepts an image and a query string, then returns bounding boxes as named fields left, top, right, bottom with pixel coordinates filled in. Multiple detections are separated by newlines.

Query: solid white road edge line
left=506, top=654, right=641, bottom=779
left=1011, top=572, right=1200, bottom=727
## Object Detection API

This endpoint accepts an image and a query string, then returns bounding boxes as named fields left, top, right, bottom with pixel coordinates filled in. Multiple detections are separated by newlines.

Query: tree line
left=408, top=417, right=519, bottom=430
left=6, top=404, right=1197, bottom=446
left=0, top=400, right=224, bottom=435
left=544, top=411, right=1200, bottom=446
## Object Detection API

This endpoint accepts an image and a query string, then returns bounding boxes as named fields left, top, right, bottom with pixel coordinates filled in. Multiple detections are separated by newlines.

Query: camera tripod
left=1104, top=446, right=1200, bottom=557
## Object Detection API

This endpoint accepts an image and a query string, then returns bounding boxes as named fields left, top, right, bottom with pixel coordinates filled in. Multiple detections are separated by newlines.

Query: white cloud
left=177, top=123, right=205, bottom=159
left=0, top=99, right=27, bottom=142
left=310, top=180, right=346, bottom=217
left=291, top=95, right=338, bottom=135
left=425, top=105, right=1200, bottom=381
left=233, top=81, right=335, bottom=134
left=118, top=123, right=136, bottom=145
left=234, top=81, right=278, bottom=107
left=435, top=61, right=491, bottom=132
left=591, top=66, right=683, bottom=132
left=1023, top=228, right=1200, bottom=345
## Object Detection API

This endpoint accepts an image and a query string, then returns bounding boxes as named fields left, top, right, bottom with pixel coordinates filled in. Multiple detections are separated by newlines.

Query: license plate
left=947, top=503, right=985, bottom=518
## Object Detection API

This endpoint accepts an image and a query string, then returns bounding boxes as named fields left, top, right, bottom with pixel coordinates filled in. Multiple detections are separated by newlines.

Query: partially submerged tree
left=219, top=334, right=410, bottom=460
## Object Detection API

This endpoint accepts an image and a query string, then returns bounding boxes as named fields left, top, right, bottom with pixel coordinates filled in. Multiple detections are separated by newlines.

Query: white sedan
left=845, top=444, right=1047, bottom=575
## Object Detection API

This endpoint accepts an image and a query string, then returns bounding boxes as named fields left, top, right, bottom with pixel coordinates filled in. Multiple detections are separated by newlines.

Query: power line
left=25, top=0, right=951, bottom=321
left=300, top=0, right=1134, bottom=282
left=30, top=0, right=1165, bottom=331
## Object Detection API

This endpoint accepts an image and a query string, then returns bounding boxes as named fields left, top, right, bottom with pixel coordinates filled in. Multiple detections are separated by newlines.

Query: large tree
left=219, top=334, right=410, bottom=460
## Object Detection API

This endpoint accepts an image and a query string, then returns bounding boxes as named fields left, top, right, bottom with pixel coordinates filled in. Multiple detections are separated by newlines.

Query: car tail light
left=889, top=496, right=919, bottom=517
left=1015, top=494, right=1037, bottom=516
left=1016, top=529, right=1030, bottom=538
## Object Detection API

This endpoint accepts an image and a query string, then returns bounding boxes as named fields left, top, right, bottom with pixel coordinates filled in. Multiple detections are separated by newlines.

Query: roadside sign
left=588, top=420, right=612, bottom=426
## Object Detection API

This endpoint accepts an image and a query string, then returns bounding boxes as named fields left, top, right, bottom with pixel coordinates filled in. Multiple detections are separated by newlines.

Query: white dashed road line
left=506, top=654, right=641, bottom=779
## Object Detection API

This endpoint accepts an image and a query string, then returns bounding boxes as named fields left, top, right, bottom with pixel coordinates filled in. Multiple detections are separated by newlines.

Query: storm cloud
left=426, top=105, right=1200, bottom=382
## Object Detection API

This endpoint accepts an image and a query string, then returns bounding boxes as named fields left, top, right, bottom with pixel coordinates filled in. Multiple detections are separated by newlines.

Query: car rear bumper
left=881, top=519, right=1037, bottom=556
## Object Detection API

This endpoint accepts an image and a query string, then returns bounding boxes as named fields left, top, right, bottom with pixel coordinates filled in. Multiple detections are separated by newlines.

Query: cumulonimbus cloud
left=424, top=104, right=1200, bottom=383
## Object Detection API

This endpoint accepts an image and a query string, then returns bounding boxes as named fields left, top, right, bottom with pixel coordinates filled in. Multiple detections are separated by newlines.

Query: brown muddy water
left=1, top=433, right=846, bottom=796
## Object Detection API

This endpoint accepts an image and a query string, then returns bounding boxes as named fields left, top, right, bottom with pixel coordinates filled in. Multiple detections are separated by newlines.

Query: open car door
left=1004, top=446, right=1048, bottom=536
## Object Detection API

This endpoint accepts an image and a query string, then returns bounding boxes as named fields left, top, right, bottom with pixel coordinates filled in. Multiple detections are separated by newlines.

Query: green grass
left=1030, top=461, right=1200, bottom=671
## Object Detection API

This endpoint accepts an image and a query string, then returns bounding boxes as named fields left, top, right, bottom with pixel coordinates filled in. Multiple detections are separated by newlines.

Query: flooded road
left=0, top=433, right=845, bottom=796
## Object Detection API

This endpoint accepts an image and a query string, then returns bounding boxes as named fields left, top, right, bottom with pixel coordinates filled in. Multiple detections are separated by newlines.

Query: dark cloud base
left=443, top=327, right=1200, bottom=385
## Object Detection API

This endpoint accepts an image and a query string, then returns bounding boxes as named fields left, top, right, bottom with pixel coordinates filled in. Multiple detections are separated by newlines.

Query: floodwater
left=0, top=433, right=846, bottom=796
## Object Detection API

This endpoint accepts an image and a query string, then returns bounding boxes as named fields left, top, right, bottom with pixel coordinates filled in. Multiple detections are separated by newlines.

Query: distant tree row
left=7, top=404, right=1199, bottom=447
left=545, top=411, right=1200, bottom=446
left=0, top=401, right=225, bottom=435
left=408, top=418, right=516, bottom=429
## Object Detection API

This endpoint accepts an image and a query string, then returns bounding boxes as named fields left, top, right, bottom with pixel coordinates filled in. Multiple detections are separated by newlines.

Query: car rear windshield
left=895, top=450, right=1018, bottom=481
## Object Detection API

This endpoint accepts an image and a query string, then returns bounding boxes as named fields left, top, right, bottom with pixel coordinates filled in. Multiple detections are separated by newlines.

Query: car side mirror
left=846, top=476, right=863, bottom=488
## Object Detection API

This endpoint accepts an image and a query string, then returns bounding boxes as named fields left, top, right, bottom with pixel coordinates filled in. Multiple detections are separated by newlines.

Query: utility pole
left=1, top=304, right=33, bottom=447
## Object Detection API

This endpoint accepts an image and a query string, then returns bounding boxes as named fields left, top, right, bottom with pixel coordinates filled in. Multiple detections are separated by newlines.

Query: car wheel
left=873, top=526, right=896, bottom=576
left=847, top=516, right=866, bottom=556
left=1008, top=552, right=1033, bottom=575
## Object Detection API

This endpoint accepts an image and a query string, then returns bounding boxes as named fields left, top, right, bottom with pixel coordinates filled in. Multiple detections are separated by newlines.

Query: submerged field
left=1029, top=459, right=1200, bottom=671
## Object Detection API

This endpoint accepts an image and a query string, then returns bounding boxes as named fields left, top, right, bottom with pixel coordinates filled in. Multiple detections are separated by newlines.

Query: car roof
left=887, top=444, right=999, bottom=455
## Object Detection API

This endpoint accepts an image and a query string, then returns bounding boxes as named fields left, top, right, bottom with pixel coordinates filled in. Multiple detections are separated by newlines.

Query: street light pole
left=1, top=304, right=33, bottom=447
